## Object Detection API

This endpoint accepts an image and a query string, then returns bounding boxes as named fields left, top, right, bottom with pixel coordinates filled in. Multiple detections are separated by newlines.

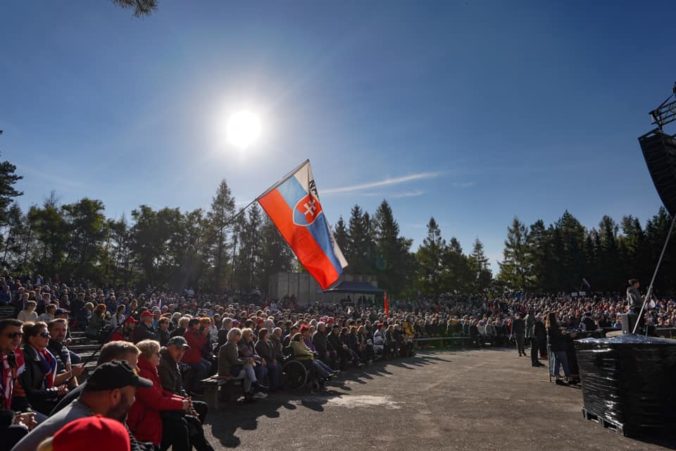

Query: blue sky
left=1, top=0, right=675, bottom=267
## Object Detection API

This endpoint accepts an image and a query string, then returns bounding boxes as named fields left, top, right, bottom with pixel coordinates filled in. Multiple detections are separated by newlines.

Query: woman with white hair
left=217, top=328, right=267, bottom=400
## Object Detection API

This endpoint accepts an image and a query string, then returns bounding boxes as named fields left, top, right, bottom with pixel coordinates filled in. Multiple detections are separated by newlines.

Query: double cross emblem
left=303, top=198, right=318, bottom=219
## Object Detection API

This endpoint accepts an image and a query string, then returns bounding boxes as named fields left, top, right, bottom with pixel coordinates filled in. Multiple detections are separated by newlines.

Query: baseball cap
left=140, top=310, right=153, bottom=319
left=51, top=415, right=130, bottom=451
left=85, top=361, right=153, bottom=391
left=167, top=336, right=190, bottom=349
left=55, top=308, right=70, bottom=316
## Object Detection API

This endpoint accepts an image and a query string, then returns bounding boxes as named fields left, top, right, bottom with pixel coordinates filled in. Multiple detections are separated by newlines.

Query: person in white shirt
left=18, top=301, right=39, bottom=322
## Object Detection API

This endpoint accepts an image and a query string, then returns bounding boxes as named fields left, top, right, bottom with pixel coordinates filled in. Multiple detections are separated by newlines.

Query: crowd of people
left=0, top=274, right=671, bottom=450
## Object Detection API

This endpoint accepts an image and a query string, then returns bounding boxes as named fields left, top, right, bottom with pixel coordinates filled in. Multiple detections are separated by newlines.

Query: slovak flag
left=258, top=160, right=348, bottom=289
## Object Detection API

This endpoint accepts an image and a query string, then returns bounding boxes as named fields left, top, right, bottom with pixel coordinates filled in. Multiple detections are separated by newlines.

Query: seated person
left=85, top=304, right=109, bottom=342
left=254, top=329, right=282, bottom=390
left=158, top=336, right=207, bottom=419
left=238, top=328, right=267, bottom=386
left=217, top=328, right=266, bottom=401
left=288, top=333, right=335, bottom=381
left=46, top=319, right=84, bottom=389
left=127, top=339, right=203, bottom=451
left=18, top=322, right=69, bottom=415
left=0, top=319, right=37, bottom=451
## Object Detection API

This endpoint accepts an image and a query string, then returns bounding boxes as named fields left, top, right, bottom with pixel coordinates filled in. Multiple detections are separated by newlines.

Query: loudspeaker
left=640, top=130, right=676, bottom=216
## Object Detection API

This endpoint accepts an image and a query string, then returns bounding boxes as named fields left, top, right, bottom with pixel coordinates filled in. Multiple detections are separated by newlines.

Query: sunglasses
left=5, top=332, right=23, bottom=339
left=39, top=332, right=50, bottom=338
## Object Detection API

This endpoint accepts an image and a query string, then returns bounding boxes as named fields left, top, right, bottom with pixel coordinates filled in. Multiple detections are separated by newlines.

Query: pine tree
left=206, top=180, right=236, bottom=291
left=373, top=200, right=414, bottom=296
left=498, top=217, right=530, bottom=289
left=416, top=217, right=446, bottom=297
left=346, top=205, right=373, bottom=274
left=468, top=239, right=492, bottom=292
left=333, top=216, right=348, bottom=257
left=233, top=205, right=263, bottom=290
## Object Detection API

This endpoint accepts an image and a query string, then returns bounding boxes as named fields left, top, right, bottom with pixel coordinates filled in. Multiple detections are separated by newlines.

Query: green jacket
left=290, top=340, right=314, bottom=361
left=218, top=341, right=246, bottom=376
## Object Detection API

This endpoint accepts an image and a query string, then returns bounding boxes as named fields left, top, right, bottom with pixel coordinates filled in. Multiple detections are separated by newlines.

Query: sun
left=226, top=110, right=262, bottom=150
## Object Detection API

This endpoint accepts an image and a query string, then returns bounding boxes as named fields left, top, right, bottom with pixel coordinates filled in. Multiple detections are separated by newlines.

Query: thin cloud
left=391, top=190, right=425, bottom=199
left=323, top=172, right=441, bottom=195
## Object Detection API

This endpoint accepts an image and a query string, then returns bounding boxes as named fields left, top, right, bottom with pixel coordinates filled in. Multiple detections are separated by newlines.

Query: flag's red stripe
left=259, top=189, right=340, bottom=289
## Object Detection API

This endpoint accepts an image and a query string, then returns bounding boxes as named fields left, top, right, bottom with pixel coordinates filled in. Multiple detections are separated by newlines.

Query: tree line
left=0, top=153, right=673, bottom=296
left=498, top=209, right=676, bottom=295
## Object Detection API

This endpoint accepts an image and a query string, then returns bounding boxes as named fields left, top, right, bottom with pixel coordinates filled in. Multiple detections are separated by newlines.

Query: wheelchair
left=281, top=353, right=323, bottom=391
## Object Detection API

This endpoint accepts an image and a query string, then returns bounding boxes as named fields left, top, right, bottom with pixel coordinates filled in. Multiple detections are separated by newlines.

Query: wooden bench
left=200, top=376, right=244, bottom=410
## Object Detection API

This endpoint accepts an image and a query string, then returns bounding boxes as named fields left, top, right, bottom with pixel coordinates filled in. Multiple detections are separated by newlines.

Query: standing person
left=626, top=279, right=642, bottom=314
left=534, top=315, right=547, bottom=360
left=526, top=311, right=543, bottom=367
left=546, top=313, right=570, bottom=385
left=12, top=360, right=152, bottom=451
left=0, top=319, right=37, bottom=451
left=512, top=313, right=526, bottom=357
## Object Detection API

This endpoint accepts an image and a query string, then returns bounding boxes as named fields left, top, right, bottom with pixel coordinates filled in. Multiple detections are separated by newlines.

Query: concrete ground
left=203, top=348, right=675, bottom=450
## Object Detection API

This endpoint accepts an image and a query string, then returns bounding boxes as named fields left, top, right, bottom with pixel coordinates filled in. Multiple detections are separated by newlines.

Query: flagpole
left=256, top=159, right=310, bottom=201
left=632, top=214, right=676, bottom=334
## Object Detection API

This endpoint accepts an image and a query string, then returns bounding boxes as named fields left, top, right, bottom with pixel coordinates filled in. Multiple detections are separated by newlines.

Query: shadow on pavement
left=208, top=353, right=441, bottom=448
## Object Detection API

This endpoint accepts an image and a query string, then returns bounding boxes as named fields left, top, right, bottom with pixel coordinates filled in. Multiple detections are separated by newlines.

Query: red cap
left=51, top=415, right=130, bottom=451
left=124, top=316, right=138, bottom=324
left=140, top=310, right=153, bottom=319
left=300, top=325, right=310, bottom=333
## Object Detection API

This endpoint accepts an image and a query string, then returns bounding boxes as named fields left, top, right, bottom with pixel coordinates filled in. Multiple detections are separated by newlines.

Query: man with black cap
left=12, top=361, right=152, bottom=451
left=158, top=336, right=212, bottom=451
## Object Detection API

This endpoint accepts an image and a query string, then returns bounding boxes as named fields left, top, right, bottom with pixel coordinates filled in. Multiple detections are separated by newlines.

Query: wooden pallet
left=582, top=408, right=629, bottom=436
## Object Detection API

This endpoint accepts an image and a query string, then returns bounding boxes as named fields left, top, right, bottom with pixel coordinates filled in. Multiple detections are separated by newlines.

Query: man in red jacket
left=182, top=319, right=211, bottom=395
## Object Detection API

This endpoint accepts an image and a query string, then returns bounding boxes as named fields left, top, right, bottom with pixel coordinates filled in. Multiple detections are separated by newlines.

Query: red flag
left=384, top=291, right=390, bottom=317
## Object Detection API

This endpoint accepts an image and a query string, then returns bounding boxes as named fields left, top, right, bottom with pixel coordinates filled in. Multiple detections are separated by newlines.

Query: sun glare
left=226, top=111, right=262, bottom=150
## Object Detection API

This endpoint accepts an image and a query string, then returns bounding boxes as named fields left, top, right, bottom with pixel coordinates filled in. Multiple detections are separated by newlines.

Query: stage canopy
left=322, top=280, right=384, bottom=294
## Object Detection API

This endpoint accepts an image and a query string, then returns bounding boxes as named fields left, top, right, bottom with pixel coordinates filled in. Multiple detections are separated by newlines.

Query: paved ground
left=203, top=348, right=675, bottom=450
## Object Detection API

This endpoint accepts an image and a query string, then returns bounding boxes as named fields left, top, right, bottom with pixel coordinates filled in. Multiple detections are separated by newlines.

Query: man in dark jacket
left=312, top=323, right=331, bottom=366
left=132, top=310, right=157, bottom=343
left=511, top=314, right=526, bottom=357
left=158, top=337, right=212, bottom=450
left=534, top=315, right=547, bottom=360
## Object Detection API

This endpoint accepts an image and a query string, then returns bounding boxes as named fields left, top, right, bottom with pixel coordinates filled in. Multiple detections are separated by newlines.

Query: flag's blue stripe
left=276, top=176, right=343, bottom=276
left=307, top=213, right=344, bottom=275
